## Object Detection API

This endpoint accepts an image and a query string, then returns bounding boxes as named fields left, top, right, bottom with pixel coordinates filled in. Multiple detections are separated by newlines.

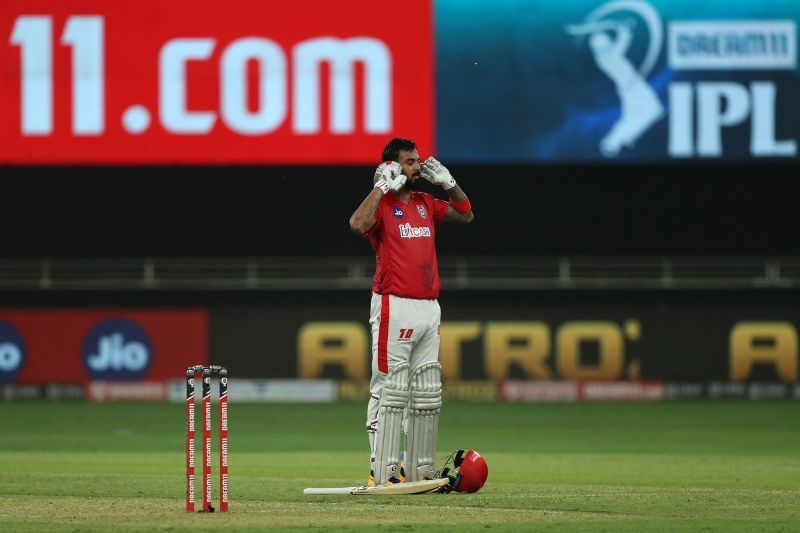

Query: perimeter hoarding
left=0, top=297, right=797, bottom=393
left=435, top=0, right=800, bottom=162
left=3, top=0, right=798, bottom=165
left=0, top=0, right=434, bottom=164
left=209, top=294, right=799, bottom=383
left=0, top=309, right=208, bottom=385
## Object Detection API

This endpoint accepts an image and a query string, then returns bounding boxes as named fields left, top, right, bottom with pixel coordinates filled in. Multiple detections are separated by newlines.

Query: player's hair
left=381, top=138, right=416, bottom=162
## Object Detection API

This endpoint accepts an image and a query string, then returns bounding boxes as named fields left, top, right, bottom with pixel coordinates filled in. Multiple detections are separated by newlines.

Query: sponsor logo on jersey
left=393, top=206, right=404, bottom=219
left=398, top=223, right=431, bottom=238
left=416, top=204, right=427, bottom=219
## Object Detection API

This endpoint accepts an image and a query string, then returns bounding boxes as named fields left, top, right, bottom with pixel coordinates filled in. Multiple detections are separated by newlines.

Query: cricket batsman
left=348, top=137, right=474, bottom=485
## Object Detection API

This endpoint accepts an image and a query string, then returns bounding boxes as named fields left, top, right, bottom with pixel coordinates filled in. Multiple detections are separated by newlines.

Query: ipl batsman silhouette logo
left=566, top=0, right=665, bottom=157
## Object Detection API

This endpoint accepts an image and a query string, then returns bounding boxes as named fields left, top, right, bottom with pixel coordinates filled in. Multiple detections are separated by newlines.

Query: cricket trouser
left=366, top=292, right=441, bottom=466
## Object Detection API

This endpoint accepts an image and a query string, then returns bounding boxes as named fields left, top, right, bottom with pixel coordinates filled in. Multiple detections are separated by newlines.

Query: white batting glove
left=420, top=157, right=456, bottom=190
left=373, top=161, right=407, bottom=194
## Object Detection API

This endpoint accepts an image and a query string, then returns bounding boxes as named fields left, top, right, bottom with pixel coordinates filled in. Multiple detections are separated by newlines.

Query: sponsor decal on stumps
left=186, top=365, right=229, bottom=512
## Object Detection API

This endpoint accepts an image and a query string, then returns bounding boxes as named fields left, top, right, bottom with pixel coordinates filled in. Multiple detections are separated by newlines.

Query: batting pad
left=405, top=361, right=442, bottom=482
left=373, top=362, right=409, bottom=485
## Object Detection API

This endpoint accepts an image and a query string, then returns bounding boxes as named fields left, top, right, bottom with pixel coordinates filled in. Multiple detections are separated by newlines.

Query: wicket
left=186, top=364, right=228, bottom=512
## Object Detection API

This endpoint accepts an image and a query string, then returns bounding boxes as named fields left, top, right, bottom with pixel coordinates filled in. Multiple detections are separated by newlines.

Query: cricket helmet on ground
left=439, top=449, right=488, bottom=493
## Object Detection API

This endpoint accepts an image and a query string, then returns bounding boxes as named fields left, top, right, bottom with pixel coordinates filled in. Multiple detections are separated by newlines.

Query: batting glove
left=374, top=161, right=407, bottom=194
left=420, top=157, right=456, bottom=190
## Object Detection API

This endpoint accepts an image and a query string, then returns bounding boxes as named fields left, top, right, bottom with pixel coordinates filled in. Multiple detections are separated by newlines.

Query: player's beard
left=406, top=172, right=421, bottom=190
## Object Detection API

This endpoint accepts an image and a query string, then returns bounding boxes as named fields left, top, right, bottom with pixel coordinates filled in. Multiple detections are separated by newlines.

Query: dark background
left=1, top=163, right=798, bottom=384
left=2, top=162, right=797, bottom=257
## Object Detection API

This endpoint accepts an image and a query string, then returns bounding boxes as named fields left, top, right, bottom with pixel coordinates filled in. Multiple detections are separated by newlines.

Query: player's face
left=397, top=149, right=421, bottom=188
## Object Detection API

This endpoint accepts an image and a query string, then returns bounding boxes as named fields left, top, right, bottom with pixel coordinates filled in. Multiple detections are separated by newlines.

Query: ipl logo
left=567, top=0, right=797, bottom=158
left=566, top=0, right=664, bottom=157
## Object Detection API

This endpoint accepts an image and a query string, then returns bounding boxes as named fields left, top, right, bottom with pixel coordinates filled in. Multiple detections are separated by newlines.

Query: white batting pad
left=405, top=362, right=442, bottom=482
left=373, top=362, right=409, bottom=485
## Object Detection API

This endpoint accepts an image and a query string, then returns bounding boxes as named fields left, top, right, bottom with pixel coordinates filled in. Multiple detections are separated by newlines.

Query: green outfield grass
left=1, top=401, right=798, bottom=531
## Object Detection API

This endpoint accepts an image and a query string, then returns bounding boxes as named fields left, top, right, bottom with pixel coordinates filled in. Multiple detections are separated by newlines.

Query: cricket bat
left=304, top=477, right=449, bottom=495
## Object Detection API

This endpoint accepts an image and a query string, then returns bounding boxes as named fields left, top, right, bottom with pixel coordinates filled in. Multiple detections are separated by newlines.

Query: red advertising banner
left=0, top=0, right=434, bottom=164
left=0, top=309, right=208, bottom=384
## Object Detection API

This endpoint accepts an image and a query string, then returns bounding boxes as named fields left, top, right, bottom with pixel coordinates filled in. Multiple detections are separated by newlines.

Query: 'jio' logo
left=82, top=319, right=152, bottom=380
left=0, top=321, right=25, bottom=384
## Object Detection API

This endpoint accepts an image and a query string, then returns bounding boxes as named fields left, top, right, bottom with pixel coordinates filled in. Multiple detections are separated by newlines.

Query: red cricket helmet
left=450, top=449, right=489, bottom=493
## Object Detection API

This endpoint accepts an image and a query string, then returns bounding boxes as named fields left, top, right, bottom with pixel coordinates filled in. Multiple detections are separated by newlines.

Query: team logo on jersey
left=398, top=223, right=431, bottom=238
left=393, top=206, right=404, bottom=219
left=416, top=205, right=427, bottom=219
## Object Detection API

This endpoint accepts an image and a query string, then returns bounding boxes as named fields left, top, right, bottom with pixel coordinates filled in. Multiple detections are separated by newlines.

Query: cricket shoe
left=367, top=467, right=405, bottom=486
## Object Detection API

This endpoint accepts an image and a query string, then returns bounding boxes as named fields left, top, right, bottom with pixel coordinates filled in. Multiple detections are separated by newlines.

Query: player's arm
left=349, top=188, right=384, bottom=234
left=349, top=162, right=407, bottom=234
left=443, top=184, right=474, bottom=224
left=420, top=157, right=474, bottom=225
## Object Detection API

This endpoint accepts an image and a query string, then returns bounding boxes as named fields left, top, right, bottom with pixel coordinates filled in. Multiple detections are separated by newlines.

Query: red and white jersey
left=365, top=191, right=449, bottom=299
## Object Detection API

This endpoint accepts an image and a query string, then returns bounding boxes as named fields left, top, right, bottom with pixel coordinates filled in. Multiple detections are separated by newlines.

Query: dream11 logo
left=158, top=37, right=391, bottom=136
left=82, top=318, right=152, bottom=380
left=566, top=0, right=797, bottom=158
left=0, top=321, right=25, bottom=384
left=1, top=0, right=436, bottom=164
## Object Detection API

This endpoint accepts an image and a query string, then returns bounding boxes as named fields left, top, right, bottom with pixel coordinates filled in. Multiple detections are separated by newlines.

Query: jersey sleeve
left=432, top=196, right=449, bottom=225
left=363, top=199, right=384, bottom=237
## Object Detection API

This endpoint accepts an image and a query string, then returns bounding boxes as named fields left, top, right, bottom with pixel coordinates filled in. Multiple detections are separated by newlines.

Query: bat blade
left=304, top=477, right=449, bottom=495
